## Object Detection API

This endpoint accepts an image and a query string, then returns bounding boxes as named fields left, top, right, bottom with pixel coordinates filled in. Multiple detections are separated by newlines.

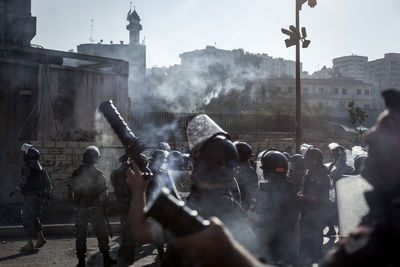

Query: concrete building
left=0, top=1, right=130, bottom=203
left=333, top=55, right=368, bottom=81
left=77, top=8, right=146, bottom=107
left=252, top=77, right=379, bottom=117
left=180, top=46, right=235, bottom=68
left=366, top=53, right=400, bottom=91
left=310, top=66, right=334, bottom=79
left=259, top=55, right=298, bottom=78
left=0, top=0, right=36, bottom=46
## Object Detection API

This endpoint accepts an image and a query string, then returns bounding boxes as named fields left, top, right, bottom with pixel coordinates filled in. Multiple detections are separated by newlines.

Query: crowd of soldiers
left=9, top=88, right=400, bottom=266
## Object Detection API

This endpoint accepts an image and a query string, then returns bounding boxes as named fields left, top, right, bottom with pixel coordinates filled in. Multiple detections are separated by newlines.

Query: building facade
left=252, top=77, right=379, bottom=117
left=366, top=53, right=400, bottom=91
left=77, top=8, right=146, bottom=107
left=333, top=55, right=368, bottom=81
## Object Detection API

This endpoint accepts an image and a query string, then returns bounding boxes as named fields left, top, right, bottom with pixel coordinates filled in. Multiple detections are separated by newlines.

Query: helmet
left=195, top=136, right=239, bottom=183
left=353, top=155, right=366, bottom=174
left=289, top=154, right=306, bottom=171
left=261, top=150, right=288, bottom=175
left=282, top=152, right=292, bottom=160
left=234, top=141, right=252, bottom=162
left=167, top=150, right=183, bottom=170
left=304, top=147, right=323, bottom=166
left=83, top=146, right=100, bottom=164
left=25, top=147, right=40, bottom=162
left=151, top=149, right=168, bottom=161
left=158, top=142, right=171, bottom=151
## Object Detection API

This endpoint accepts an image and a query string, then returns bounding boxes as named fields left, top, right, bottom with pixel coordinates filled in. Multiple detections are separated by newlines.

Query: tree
left=347, top=101, right=368, bottom=145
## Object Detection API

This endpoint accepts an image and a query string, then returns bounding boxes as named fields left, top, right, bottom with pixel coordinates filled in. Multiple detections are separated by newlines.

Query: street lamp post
left=282, top=0, right=316, bottom=153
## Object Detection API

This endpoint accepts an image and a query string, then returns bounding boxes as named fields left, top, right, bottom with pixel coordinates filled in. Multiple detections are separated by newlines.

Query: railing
left=129, top=111, right=352, bottom=135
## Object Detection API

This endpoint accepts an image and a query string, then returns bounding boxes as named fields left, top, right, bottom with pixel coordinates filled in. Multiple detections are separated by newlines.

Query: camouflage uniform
left=68, top=164, right=110, bottom=259
left=110, top=164, right=135, bottom=260
left=19, top=162, right=52, bottom=238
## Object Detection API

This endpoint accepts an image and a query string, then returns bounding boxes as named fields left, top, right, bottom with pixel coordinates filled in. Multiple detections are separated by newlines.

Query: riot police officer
left=234, top=142, right=259, bottom=210
left=110, top=154, right=135, bottom=262
left=298, top=147, right=331, bottom=265
left=10, top=144, right=52, bottom=252
left=68, top=146, right=116, bottom=267
left=253, top=150, right=298, bottom=264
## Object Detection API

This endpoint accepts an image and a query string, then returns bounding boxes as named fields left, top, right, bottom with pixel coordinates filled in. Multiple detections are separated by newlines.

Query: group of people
left=10, top=88, right=400, bottom=267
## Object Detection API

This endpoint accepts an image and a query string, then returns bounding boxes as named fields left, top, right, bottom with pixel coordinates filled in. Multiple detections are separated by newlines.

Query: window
left=303, top=87, right=309, bottom=93
left=357, top=89, right=362, bottom=95
left=365, top=89, right=370, bottom=95
left=342, top=88, right=347, bottom=95
left=288, top=87, right=294, bottom=94
left=334, top=88, right=339, bottom=95
left=364, top=104, right=370, bottom=109
left=319, top=88, right=324, bottom=93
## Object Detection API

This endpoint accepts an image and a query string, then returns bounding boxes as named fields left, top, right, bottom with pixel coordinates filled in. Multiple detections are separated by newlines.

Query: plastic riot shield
left=336, top=175, right=372, bottom=237
left=186, top=114, right=227, bottom=150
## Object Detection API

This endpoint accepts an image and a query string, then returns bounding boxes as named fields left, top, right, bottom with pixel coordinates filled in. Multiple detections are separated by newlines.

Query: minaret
left=126, top=5, right=142, bottom=45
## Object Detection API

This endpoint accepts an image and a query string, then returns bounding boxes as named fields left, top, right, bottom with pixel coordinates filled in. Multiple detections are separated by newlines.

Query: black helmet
left=234, top=141, right=252, bottom=162
left=261, top=150, right=288, bottom=175
left=282, top=152, right=292, bottom=160
left=167, top=150, right=183, bottom=170
left=289, top=154, right=306, bottom=170
left=158, top=142, right=171, bottom=151
left=195, top=136, right=239, bottom=183
left=151, top=149, right=168, bottom=161
left=353, top=155, right=366, bottom=174
left=25, top=147, right=40, bottom=162
left=83, top=146, right=100, bottom=164
left=304, top=147, right=323, bottom=166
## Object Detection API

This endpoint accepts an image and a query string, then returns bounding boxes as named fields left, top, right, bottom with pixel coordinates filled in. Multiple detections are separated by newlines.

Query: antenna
left=89, top=19, right=95, bottom=43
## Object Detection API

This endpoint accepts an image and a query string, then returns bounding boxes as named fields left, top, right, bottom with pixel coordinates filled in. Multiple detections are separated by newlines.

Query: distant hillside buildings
left=180, top=46, right=300, bottom=78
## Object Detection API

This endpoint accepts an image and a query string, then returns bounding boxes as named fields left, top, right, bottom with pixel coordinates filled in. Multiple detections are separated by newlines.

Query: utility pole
left=295, top=2, right=301, bottom=154
left=282, top=0, right=316, bottom=153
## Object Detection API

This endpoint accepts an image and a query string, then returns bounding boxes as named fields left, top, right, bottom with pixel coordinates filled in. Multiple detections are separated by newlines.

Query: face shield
left=186, top=114, right=228, bottom=158
left=21, top=143, right=34, bottom=153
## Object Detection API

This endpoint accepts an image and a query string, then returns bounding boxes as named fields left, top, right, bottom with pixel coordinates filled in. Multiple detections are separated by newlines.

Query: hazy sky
left=31, top=0, right=400, bottom=73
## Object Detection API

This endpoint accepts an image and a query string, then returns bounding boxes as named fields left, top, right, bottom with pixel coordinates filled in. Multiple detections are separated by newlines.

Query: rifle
left=103, top=206, right=113, bottom=238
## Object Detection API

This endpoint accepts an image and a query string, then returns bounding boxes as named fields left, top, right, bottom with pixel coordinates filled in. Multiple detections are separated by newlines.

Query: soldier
left=67, top=146, right=116, bottom=267
left=9, top=144, right=52, bottom=252
left=298, top=147, right=331, bottom=265
left=234, top=142, right=259, bottom=210
left=322, top=89, right=400, bottom=266
left=110, top=154, right=135, bottom=262
left=253, top=150, right=298, bottom=264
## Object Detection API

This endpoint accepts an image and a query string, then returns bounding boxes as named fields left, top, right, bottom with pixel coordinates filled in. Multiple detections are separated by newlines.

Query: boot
left=35, top=231, right=47, bottom=248
left=76, top=257, right=85, bottom=267
left=102, top=251, right=117, bottom=266
left=21, top=238, right=34, bottom=252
